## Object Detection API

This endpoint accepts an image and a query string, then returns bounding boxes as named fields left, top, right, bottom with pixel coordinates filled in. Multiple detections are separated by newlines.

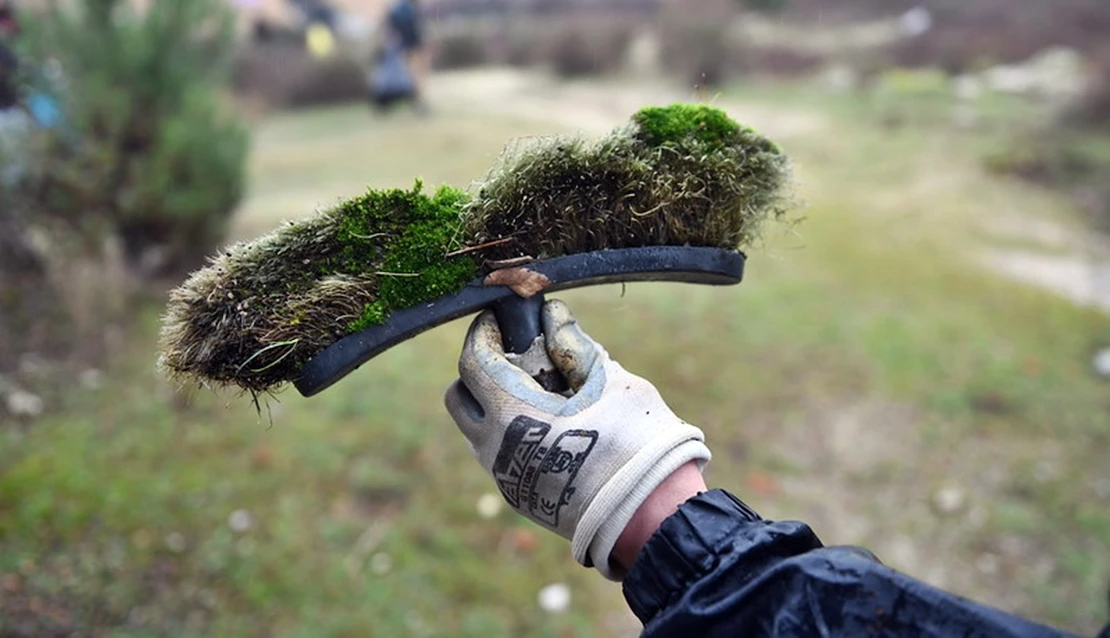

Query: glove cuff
left=570, top=430, right=711, bottom=581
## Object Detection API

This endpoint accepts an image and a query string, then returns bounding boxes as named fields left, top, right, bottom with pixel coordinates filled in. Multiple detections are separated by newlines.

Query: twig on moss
left=444, top=236, right=515, bottom=258
left=348, top=232, right=389, bottom=241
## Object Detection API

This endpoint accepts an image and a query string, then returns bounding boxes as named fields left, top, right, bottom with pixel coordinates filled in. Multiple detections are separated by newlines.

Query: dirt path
left=977, top=214, right=1110, bottom=313
left=983, top=251, right=1110, bottom=312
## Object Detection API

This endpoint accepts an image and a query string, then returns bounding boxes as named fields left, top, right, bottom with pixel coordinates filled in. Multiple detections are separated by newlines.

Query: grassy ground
left=2, top=73, right=1109, bottom=636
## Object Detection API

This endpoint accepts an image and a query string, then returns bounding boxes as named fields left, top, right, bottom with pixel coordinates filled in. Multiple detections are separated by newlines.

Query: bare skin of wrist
left=610, top=461, right=708, bottom=572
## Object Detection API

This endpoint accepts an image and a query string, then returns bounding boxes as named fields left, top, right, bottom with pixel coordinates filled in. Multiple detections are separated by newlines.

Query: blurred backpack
left=368, top=43, right=413, bottom=108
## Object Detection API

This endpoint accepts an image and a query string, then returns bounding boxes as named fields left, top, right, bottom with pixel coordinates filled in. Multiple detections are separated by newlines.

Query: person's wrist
left=574, top=436, right=710, bottom=579
left=610, top=461, right=707, bottom=572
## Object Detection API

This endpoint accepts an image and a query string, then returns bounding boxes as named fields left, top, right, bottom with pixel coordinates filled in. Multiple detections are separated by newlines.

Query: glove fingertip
left=460, top=310, right=504, bottom=374
left=541, top=298, right=574, bottom=335
left=466, top=310, right=502, bottom=348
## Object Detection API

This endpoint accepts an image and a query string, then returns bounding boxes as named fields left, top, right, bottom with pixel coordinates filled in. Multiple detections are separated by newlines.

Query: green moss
left=350, top=301, right=387, bottom=332
left=327, top=179, right=445, bottom=277
left=335, top=179, right=431, bottom=239
left=632, top=104, right=743, bottom=149
left=335, top=182, right=479, bottom=331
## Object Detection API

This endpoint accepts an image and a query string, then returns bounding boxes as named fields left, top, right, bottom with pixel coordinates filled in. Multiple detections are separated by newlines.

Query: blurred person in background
left=445, top=300, right=1109, bottom=638
left=383, top=0, right=428, bottom=114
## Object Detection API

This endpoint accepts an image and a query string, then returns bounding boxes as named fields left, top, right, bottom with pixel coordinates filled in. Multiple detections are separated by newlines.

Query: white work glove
left=444, top=299, right=711, bottom=580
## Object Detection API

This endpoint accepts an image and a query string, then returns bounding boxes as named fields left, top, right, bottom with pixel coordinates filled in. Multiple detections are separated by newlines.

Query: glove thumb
left=542, top=299, right=605, bottom=392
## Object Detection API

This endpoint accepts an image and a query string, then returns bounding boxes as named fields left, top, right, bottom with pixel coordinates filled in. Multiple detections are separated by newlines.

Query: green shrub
left=16, top=0, right=248, bottom=278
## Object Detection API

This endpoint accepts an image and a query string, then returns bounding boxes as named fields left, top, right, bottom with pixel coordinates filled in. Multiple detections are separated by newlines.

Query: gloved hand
left=444, top=299, right=711, bottom=580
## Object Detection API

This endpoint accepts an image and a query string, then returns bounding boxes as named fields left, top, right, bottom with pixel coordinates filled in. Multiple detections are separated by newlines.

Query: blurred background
left=1, top=0, right=1109, bottom=635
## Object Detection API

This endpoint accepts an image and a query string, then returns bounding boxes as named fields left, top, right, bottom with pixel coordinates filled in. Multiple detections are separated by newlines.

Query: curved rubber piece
left=294, top=246, right=745, bottom=397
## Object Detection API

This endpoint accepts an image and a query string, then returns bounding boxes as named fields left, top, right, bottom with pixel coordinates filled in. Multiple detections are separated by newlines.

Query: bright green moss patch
left=330, top=181, right=474, bottom=287
left=160, top=102, right=794, bottom=395
left=351, top=301, right=387, bottom=332
left=334, top=179, right=462, bottom=246
left=345, top=185, right=478, bottom=332
left=632, top=104, right=744, bottom=149
left=371, top=221, right=477, bottom=314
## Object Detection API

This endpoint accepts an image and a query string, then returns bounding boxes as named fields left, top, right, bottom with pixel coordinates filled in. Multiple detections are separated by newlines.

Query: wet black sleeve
left=623, top=490, right=1087, bottom=637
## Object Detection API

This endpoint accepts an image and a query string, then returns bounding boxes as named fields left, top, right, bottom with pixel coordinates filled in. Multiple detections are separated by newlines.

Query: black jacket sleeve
left=622, top=490, right=1088, bottom=637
